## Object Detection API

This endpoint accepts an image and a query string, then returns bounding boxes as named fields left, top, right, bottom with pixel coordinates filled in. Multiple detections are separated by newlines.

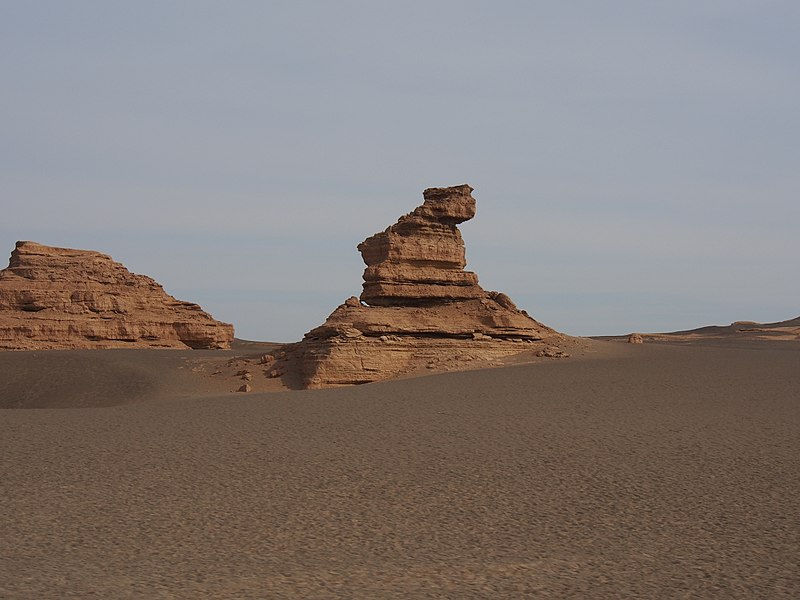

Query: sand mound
left=0, top=340, right=282, bottom=409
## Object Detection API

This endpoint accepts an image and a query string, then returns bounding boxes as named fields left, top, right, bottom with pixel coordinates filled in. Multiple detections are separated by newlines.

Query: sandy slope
left=0, top=341, right=284, bottom=409
left=1, top=338, right=798, bottom=598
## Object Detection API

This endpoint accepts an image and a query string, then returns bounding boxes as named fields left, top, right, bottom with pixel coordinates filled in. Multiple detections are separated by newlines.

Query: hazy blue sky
left=2, top=1, right=798, bottom=341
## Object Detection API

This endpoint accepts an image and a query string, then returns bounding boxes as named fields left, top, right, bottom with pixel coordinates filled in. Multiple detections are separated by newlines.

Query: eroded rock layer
left=283, top=185, right=566, bottom=388
left=0, top=241, right=233, bottom=350
left=358, top=184, right=484, bottom=305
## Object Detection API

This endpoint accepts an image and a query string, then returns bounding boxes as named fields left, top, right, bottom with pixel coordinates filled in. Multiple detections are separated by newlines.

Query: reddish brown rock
left=536, top=346, right=570, bottom=358
left=628, top=333, right=644, bottom=344
left=284, top=185, right=568, bottom=388
left=358, top=185, right=484, bottom=306
left=0, top=241, right=234, bottom=350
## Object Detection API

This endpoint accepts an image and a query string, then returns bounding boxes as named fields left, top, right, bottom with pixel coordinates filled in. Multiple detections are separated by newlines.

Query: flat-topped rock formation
left=277, top=185, right=567, bottom=388
left=0, top=241, right=233, bottom=350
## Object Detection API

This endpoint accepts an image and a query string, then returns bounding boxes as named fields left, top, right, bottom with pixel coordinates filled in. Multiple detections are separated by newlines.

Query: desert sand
left=1, top=333, right=798, bottom=598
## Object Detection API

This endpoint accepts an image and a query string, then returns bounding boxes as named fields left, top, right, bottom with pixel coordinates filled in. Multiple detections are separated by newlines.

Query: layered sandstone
left=359, top=184, right=484, bottom=305
left=0, top=241, right=233, bottom=350
left=278, top=185, right=566, bottom=388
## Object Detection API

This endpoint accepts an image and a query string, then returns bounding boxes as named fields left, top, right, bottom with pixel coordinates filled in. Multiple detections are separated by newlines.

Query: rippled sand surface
left=2, top=340, right=798, bottom=598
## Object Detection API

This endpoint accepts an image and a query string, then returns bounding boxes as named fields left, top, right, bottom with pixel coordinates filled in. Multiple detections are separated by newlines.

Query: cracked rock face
left=282, top=185, right=566, bottom=388
left=0, top=241, right=234, bottom=350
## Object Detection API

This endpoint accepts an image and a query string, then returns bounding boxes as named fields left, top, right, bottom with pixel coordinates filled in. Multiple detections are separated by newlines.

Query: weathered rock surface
left=279, top=185, right=567, bottom=388
left=359, top=184, right=484, bottom=305
left=0, top=241, right=234, bottom=350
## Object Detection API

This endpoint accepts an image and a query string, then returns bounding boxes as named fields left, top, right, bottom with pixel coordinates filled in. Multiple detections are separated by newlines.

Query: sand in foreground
left=1, top=340, right=798, bottom=598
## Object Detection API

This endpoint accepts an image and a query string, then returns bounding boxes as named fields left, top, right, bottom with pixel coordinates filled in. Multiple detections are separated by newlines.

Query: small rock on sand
left=537, top=346, right=569, bottom=358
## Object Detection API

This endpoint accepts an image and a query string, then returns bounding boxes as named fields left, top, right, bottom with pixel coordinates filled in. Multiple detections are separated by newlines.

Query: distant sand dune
left=598, top=316, right=800, bottom=344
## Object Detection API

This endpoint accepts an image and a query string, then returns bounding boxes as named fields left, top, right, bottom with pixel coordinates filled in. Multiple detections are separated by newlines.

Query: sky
left=2, top=1, right=798, bottom=341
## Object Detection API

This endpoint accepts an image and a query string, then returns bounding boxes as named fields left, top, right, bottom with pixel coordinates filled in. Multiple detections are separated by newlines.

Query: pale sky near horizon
left=2, top=1, right=798, bottom=341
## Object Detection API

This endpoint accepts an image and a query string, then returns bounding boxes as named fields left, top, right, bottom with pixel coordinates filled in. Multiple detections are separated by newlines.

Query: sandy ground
left=0, top=340, right=285, bottom=409
left=1, top=338, right=798, bottom=598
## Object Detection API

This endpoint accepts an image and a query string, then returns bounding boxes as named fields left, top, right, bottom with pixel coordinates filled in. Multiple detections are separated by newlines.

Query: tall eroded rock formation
left=279, top=185, right=566, bottom=388
left=0, top=241, right=234, bottom=350
left=359, top=184, right=483, bottom=305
